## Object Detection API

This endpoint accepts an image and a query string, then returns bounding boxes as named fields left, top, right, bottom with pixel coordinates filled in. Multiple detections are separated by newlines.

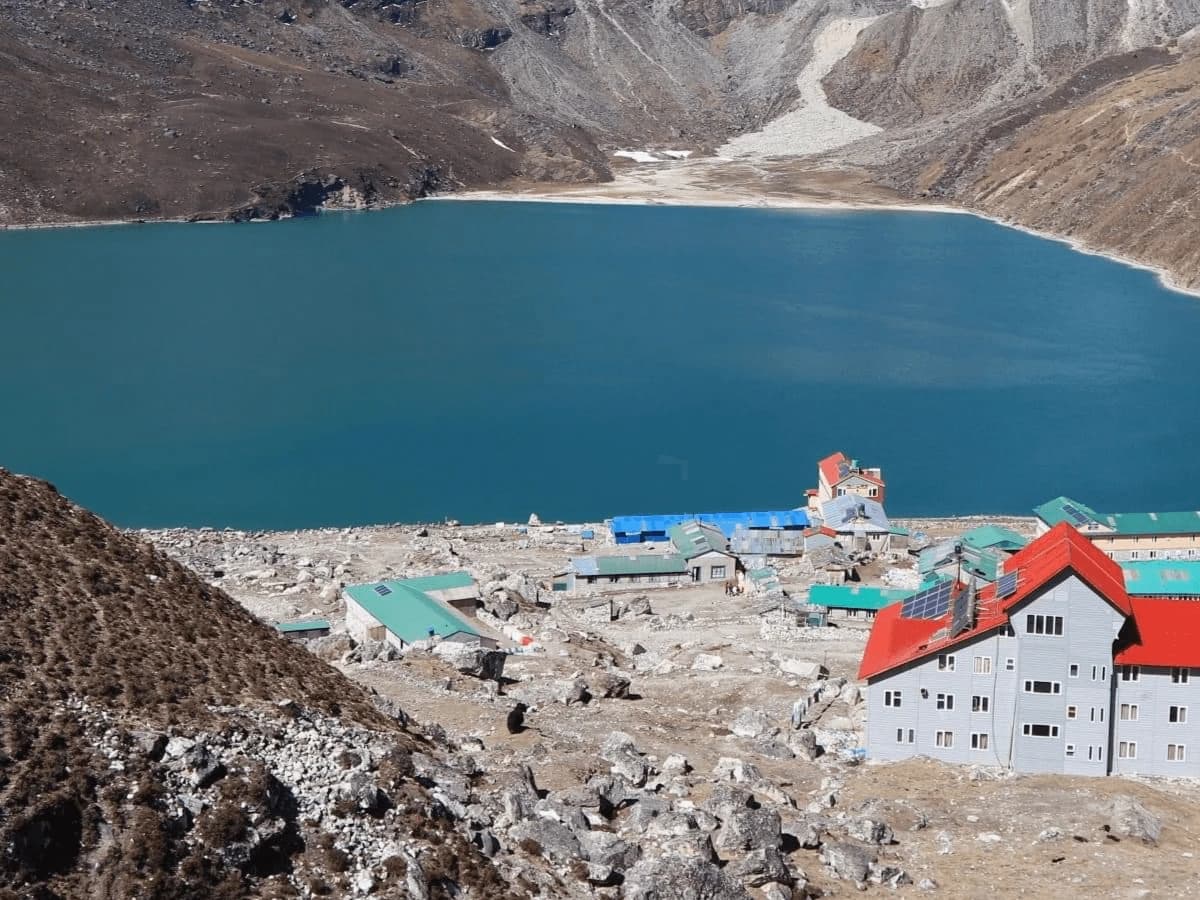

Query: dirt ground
left=143, top=515, right=1200, bottom=898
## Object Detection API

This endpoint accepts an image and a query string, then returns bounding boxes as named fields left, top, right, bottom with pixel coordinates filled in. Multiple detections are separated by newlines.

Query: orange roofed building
left=859, top=522, right=1200, bottom=777
left=807, top=452, right=885, bottom=513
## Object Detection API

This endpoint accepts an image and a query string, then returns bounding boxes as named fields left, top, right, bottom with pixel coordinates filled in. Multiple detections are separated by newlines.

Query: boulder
left=729, top=848, right=793, bottom=887
left=589, top=671, right=632, bottom=699
left=432, top=642, right=506, bottom=680
left=692, top=654, right=724, bottom=671
left=615, top=595, right=653, bottom=618
left=662, top=753, right=691, bottom=776
left=714, top=807, right=782, bottom=852
left=1110, top=796, right=1162, bottom=845
left=761, top=884, right=792, bottom=900
left=702, top=784, right=755, bottom=822
left=485, top=593, right=520, bottom=621
left=790, top=729, right=821, bottom=762
left=784, top=817, right=823, bottom=850
left=775, top=657, right=825, bottom=679
left=623, top=857, right=750, bottom=900
left=713, top=757, right=762, bottom=784
left=508, top=818, right=582, bottom=864
left=847, top=817, right=894, bottom=845
left=600, top=732, right=652, bottom=787
left=554, top=677, right=592, bottom=706
left=839, top=682, right=862, bottom=706
left=731, top=708, right=773, bottom=739
left=579, top=830, right=640, bottom=870
left=820, top=841, right=876, bottom=884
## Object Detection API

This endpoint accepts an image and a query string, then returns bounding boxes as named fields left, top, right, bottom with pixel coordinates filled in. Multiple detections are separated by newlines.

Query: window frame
left=971, top=695, right=990, bottom=713
left=937, top=653, right=956, bottom=672
left=936, top=693, right=954, bottom=711
left=1022, top=723, right=1060, bottom=738
left=1119, top=741, right=1137, bottom=760
left=1120, top=703, right=1139, bottom=721
left=935, top=730, right=954, bottom=749
left=1170, top=705, right=1188, bottom=724
left=1168, top=743, right=1187, bottom=762
left=973, top=656, right=992, bottom=675
left=970, top=732, right=989, bottom=750
left=884, top=690, right=902, bottom=708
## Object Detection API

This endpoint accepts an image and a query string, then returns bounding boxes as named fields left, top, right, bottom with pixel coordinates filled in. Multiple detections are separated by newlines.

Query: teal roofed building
left=274, top=618, right=332, bottom=640
left=552, top=552, right=690, bottom=592
left=808, top=583, right=915, bottom=619
left=668, top=520, right=739, bottom=583
left=1033, top=496, right=1200, bottom=561
left=1122, top=561, right=1200, bottom=597
left=343, top=573, right=494, bottom=650
left=919, top=525, right=1027, bottom=584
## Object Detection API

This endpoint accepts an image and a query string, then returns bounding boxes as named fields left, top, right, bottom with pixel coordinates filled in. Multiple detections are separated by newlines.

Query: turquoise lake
left=3, top=200, right=1200, bottom=529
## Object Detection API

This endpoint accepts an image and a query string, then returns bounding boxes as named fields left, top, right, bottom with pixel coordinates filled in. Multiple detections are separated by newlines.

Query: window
left=971, top=733, right=989, bottom=750
left=1066, top=705, right=1078, bottom=719
left=972, top=695, right=990, bottom=713
left=1092, top=665, right=1097, bottom=680
left=1065, top=743, right=1076, bottom=758
left=1101, top=666, right=1107, bottom=680
left=935, top=731, right=954, bottom=748
left=884, top=690, right=902, bottom=708
left=1098, top=745, right=1104, bottom=761
left=937, top=654, right=956, bottom=672
left=1173, top=668, right=1191, bottom=684
left=973, top=656, right=992, bottom=675
left=1120, top=703, right=1139, bottom=721
left=1023, top=680, right=1062, bottom=694
left=936, top=693, right=954, bottom=710
left=1119, top=741, right=1137, bottom=759
left=1170, top=706, right=1188, bottom=724
left=896, top=728, right=914, bottom=744
left=1026, top=614, right=1064, bottom=635
left=1168, top=744, right=1187, bottom=762
left=1069, top=664, right=1079, bottom=677
left=1022, top=723, right=1060, bottom=738
left=1005, top=658, right=1015, bottom=671
left=1120, top=665, right=1140, bottom=681
left=711, top=565, right=726, bottom=579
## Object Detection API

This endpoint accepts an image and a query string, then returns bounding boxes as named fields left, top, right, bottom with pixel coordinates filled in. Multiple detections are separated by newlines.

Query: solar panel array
left=373, top=584, right=393, bottom=596
left=996, top=572, right=1019, bottom=599
left=950, top=582, right=975, bottom=637
left=1061, top=503, right=1093, bottom=526
left=901, top=579, right=953, bottom=620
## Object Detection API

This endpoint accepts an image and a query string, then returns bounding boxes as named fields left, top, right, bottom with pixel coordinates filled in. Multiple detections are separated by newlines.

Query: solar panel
left=996, top=572, right=1019, bottom=599
left=901, top=579, right=953, bottom=620
left=373, top=584, right=393, bottom=596
left=950, top=581, right=975, bottom=637
left=1061, top=503, right=1092, bottom=525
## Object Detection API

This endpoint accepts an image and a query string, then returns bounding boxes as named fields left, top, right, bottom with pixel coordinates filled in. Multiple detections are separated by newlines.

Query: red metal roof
left=1116, top=598, right=1200, bottom=666
left=858, top=523, right=1134, bottom=680
left=818, top=451, right=884, bottom=489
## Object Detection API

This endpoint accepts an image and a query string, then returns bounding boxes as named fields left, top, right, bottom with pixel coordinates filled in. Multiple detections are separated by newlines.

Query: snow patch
left=614, top=150, right=663, bottom=163
left=490, top=136, right=516, bottom=153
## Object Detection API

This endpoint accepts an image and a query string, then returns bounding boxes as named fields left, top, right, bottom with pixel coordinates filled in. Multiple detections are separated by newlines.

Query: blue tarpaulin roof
left=611, top=509, right=810, bottom=541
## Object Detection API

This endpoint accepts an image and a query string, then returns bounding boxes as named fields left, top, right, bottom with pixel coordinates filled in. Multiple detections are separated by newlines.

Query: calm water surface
left=2, top=201, right=1199, bottom=528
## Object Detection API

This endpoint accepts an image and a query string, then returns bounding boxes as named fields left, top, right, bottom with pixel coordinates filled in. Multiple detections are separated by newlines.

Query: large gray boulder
left=728, top=847, right=794, bottom=887
left=731, top=708, right=774, bottom=739
left=714, top=807, right=782, bottom=852
left=1110, top=796, right=1162, bottom=845
left=600, top=731, right=652, bottom=787
left=432, top=642, right=506, bottom=680
left=589, top=671, right=632, bottom=699
left=847, top=817, right=894, bottom=845
left=579, top=830, right=641, bottom=870
left=508, top=818, right=583, bottom=864
left=623, top=857, right=750, bottom=900
left=820, top=840, right=876, bottom=883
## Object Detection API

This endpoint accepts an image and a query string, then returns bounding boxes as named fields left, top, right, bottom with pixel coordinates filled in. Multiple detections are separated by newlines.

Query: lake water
left=3, top=200, right=1200, bottom=529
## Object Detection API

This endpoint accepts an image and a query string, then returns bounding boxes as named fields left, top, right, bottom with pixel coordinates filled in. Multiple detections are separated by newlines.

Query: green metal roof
left=344, top=580, right=481, bottom=644
left=1033, top=496, right=1101, bottom=528
left=889, top=525, right=910, bottom=537
left=398, top=571, right=476, bottom=592
left=1101, top=510, right=1200, bottom=536
left=808, top=583, right=913, bottom=611
left=668, top=521, right=729, bottom=558
left=275, top=618, right=331, bottom=633
left=595, top=553, right=688, bottom=576
left=961, top=525, right=1027, bottom=553
left=1122, top=561, right=1200, bottom=596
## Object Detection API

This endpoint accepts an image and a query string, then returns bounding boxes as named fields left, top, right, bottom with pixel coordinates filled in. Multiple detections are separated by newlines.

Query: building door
left=692, top=567, right=701, bottom=582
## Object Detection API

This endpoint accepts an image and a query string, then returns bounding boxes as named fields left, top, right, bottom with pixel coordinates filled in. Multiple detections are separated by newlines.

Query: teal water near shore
left=3, top=200, right=1200, bottom=528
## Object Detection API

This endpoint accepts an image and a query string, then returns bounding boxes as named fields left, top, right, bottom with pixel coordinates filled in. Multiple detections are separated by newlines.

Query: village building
left=808, top=583, right=916, bottom=620
left=274, top=617, right=332, bottom=640
left=1121, top=560, right=1200, bottom=598
left=1034, top=496, right=1200, bottom=561
left=609, top=509, right=809, bottom=545
left=807, top=451, right=886, bottom=512
left=343, top=575, right=496, bottom=650
left=919, top=525, right=1028, bottom=584
left=817, top=495, right=895, bottom=553
left=552, top=553, right=689, bottom=592
left=859, top=522, right=1200, bottom=776
left=393, top=571, right=481, bottom=616
left=668, top=520, right=739, bottom=583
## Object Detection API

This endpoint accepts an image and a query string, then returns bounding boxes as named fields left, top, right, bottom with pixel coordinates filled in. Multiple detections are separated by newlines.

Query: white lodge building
left=860, top=523, right=1200, bottom=776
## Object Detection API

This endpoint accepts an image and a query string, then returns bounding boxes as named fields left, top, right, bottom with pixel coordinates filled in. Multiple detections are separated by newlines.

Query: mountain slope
left=0, top=469, right=525, bottom=898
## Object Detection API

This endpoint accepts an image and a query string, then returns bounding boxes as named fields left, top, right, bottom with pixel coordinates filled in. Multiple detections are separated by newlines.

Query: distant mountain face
left=2, top=0, right=1199, bottom=282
